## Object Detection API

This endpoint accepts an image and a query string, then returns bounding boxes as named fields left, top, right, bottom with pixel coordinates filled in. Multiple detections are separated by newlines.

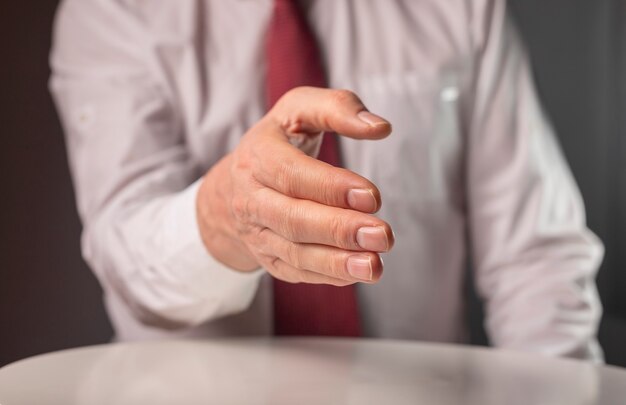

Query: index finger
left=255, top=140, right=381, bottom=213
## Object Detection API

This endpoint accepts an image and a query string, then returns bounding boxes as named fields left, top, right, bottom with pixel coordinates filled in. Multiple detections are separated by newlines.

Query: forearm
left=50, top=0, right=266, bottom=330
left=84, top=180, right=264, bottom=328
left=466, top=0, right=603, bottom=360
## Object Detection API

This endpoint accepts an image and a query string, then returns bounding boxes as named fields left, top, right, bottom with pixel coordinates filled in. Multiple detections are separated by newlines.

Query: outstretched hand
left=197, top=87, right=394, bottom=285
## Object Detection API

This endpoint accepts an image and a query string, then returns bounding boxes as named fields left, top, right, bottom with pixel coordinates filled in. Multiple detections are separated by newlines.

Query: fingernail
left=347, top=189, right=378, bottom=212
left=357, top=111, right=388, bottom=127
left=347, top=255, right=373, bottom=281
left=356, top=226, right=389, bottom=252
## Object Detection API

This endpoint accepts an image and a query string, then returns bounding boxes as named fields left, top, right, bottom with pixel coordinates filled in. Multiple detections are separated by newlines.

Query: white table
left=1, top=338, right=625, bottom=404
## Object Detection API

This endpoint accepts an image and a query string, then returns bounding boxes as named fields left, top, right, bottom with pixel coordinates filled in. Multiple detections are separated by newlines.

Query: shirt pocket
left=343, top=69, right=465, bottom=206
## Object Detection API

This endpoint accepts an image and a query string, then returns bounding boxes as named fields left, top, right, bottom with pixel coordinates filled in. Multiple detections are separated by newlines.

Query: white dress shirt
left=50, top=0, right=604, bottom=360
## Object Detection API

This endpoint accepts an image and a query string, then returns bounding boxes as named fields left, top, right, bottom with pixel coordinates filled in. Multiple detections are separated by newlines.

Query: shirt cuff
left=159, top=179, right=265, bottom=325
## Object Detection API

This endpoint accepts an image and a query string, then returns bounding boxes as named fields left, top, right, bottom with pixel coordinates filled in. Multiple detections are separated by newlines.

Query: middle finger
left=251, top=187, right=394, bottom=252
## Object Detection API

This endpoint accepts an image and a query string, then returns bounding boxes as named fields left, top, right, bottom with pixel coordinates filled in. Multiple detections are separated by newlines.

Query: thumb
left=269, top=86, right=392, bottom=140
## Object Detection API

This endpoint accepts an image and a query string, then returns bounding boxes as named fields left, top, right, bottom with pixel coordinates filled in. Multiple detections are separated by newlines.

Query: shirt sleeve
left=465, top=1, right=604, bottom=361
left=49, top=0, right=263, bottom=329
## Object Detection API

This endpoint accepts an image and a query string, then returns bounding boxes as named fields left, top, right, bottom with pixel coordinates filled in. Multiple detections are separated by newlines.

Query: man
left=50, top=0, right=603, bottom=360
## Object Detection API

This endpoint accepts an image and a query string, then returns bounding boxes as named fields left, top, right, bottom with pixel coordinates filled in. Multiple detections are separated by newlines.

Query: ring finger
left=257, top=227, right=383, bottom=283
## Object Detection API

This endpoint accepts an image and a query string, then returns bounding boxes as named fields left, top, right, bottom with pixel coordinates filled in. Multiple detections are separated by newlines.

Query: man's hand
left=196, top=87, right=394, bottom=286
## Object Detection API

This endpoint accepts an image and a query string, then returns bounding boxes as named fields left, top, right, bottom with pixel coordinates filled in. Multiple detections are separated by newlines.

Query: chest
left=140, top=0, right=473, bottom=208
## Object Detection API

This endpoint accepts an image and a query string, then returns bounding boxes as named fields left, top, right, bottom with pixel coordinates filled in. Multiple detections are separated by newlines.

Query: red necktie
left=266, top=0, right=361, bottom=337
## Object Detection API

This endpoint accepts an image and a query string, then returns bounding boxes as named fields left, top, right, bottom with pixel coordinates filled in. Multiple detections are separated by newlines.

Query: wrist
left=196, top=156, right=259, bottom=272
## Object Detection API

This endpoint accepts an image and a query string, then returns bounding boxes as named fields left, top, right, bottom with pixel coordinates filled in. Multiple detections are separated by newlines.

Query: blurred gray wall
left=1, top=0, right=624, bottom=366
left=0, top=1, right=114, bottom=367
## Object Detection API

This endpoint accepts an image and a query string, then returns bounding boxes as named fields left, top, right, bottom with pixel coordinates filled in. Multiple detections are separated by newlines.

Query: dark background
left=1, top=0, right=624, bottom=367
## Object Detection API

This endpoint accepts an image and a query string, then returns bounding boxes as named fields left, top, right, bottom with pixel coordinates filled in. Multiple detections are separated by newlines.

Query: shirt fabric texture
left=49, top=0, right=604, bottom=361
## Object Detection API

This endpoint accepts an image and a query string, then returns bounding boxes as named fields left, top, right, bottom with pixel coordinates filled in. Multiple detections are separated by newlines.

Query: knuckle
left=230, top=194, right=257, bottom=225
left=329, top=214, right=354, bottom=249
left=331, top=89, right=359, bottom=107
left=262, top=251, right=304, bottom=284
left=285, top=242, right=302, bottom=269
left=230, top=195, right=248, bottom=223
left=265, top=256, right=287, bottom=280
left=250, top=226, right=272, bottom=255
left=281, top=203, right=304, bottom=240
left=326, top=255, right=346, bottom=280
left=269, top=256, right=281, bottom=272
left=320, top=171, right=345, bottom=205
left=232, top=149, right=252, bottom=172
left=331, top=254, right=353, bottom=281
left=274, top=158, right=299, bottom=196
left=278, top=115, right=304, bottom=135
